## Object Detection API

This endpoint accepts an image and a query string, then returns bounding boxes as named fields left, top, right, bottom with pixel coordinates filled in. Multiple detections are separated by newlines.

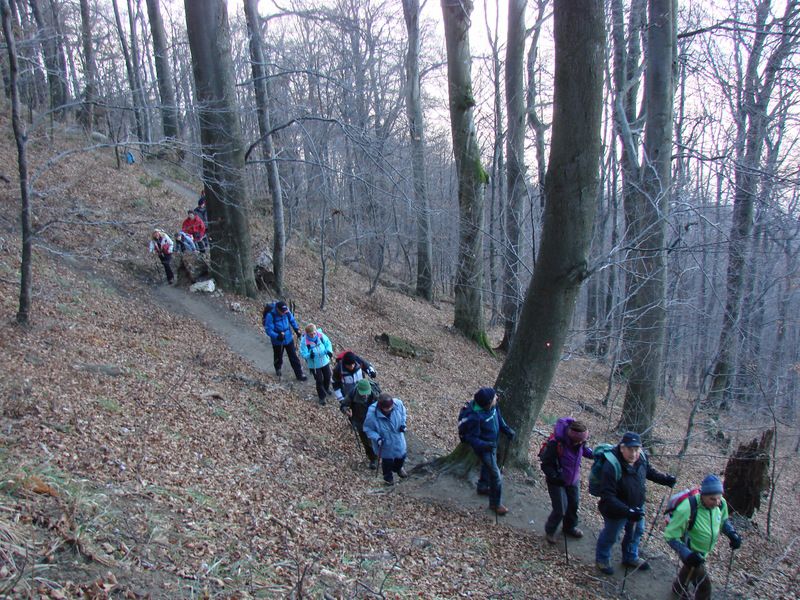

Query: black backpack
left=262, top=301, right=276, bottom=328
left=457, top=402, right=472, bottom=442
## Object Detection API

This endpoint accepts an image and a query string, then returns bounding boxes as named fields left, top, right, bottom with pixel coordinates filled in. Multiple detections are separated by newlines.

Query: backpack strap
left=687, top=494, right=699, bottom=532
left=606, top=451, right=622, bottom=481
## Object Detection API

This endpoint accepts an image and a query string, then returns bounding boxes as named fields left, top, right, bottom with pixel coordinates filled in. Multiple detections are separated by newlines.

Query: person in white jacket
left=149, top=229, right=175, bottom=284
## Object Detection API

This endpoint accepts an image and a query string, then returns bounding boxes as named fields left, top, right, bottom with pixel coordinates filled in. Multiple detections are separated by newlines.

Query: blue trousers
left=596, top=514, right=644, bottom=565
left=476, top=449, right=503, bottom=508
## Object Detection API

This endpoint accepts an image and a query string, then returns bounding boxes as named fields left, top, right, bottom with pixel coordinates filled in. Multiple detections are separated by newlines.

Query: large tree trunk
left=501, top=0, right=527, bottom=349
left=244, top=0, right=285, bottom=295
left=1, top=0, right=32, bottom=324
left=29, top=0, right=66, bottom=115
left=126, top=0, right=149, bottom=144
left=618, top=0, right=675, bottom=437
left=441, top=0, right=488, bottom=347
left=78, top=0, right=96, bottom=131
left=185, top=0, right=256, bottom=298
left=111, top=0, right=147, bottom=145
left=402, top=0, right=433, bottom=302
left=145, top=0, right=178, bottom=140
left=708, top=0, right=799, bottom=409
left=723, top=429, right=773, bottom=518
left=496, top=0, right=605, bottom=466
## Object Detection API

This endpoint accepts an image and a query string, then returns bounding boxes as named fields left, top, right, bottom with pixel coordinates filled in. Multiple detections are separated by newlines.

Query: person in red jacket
left=181, top=210, right=207, bottom=253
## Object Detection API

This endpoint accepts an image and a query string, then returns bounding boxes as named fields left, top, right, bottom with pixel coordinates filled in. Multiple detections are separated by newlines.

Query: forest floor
left=0, top=117, right=798, bottom=599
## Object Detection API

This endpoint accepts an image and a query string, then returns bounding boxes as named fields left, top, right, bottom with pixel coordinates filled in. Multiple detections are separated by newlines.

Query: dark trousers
left=476, top=449, right=502, bottom=508
left=351, top=419, right=377, bottom=461
left=310, top=364, right=332, bottom=401
left=673, top=562, right=712, bottom=600
left=381, top=456, right=406, bottom=483
left=545, top=483, right=581, bottom=535
left=272, top=341, right=303, bottom=377
left=159, top=254, right=174, bottom=283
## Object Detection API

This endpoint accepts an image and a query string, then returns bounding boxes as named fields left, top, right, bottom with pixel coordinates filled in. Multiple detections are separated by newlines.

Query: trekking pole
left=620, top=564, right=629, bottom=595
left=349, top=420, right=362, bottom=454
left=563, top=527, right=569, bottom=566
left=723, top=548, right=735, bottom=598
left=375, top=443, right=382, bottom=479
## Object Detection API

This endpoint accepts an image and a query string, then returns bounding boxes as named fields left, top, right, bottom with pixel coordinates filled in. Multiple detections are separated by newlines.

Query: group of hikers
left=262, top=298, right=742, bottom=599
left=148, top=193, right=209, bottom=284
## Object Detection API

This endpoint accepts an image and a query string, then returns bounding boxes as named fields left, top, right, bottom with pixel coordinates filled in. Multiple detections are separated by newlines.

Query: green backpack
left=588, top=443, right=622, bottom=496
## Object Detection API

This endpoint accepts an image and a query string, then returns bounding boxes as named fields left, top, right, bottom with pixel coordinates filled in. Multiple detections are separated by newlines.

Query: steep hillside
left=0, top=119, right=797, bottom=598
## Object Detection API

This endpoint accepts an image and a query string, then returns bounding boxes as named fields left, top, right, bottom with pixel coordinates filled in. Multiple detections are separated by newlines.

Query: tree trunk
left=723, top=429, right=773, bottom=518
left=145, top=0, right=178, bottom=140
left=111, top=0, right=146, bottom=145
left=244, top=0, right=285, bottom=295
left=126, top=0, right=149, bottom=145
left=495, top=0, right=605, bottom=466
left=1, top=0, right=32, bottom=324
left=184, top=0, right=256, bottom=298
left=78, top=0, right=95, bottom=131
left=29, top=0, right=66, bottom=115
left=618, top=0, right=675, bottom=438
left=441, top=0, right=488, bottom=347
left=402, top=0, right=433, bottom=302
left=501, top=0, right=527, bottom=349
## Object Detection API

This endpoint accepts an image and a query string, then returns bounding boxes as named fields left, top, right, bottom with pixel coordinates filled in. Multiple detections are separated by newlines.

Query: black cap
left=276, top=301, right=289, bottom=313
left=620, top=431, right=642, bottom=447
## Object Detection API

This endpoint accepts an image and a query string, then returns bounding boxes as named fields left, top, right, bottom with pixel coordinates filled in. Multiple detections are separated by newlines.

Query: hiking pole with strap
left=723, top=548, right=735, bottom=598
left=375, top=441, right=382, bottom=479
left=563, top=526, right=569, bottom=566
left=349, top=419, right=362, bottom=455
left=620, top=564, right=629, bottom=595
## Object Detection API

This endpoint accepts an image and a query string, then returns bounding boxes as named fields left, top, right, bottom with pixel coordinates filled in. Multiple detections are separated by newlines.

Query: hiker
left=181, top=209, right=207, bottom=253
left=332, top=351, right=377, bottom=402
left=148, top=229, right=174, bottom=284
left=459, top=387, right=516, bottom=516
left=341, top=378, right=380, bottom=469
left=195, top=193, right=208, bottom=226
left=263, top=301, right=307, bottom=381
left=664, top=475, right=742, bottom=600
left=540, top=418, right=593, bottom=543
left=299, top=323, right=334, bottom=405
left=175, top=230, right=197, bottom=253
left=363, top=393, right=407, bottom=485
left=594, top=431, right=676, bottom=575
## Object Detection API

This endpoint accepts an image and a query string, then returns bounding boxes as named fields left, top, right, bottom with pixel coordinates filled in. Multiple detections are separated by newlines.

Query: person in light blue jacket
left=363, top=394, right=408, bottom=485
left=299, top=323, right=334, bottom=405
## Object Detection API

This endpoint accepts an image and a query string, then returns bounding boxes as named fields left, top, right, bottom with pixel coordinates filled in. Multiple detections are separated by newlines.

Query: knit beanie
left=567, top=420, right=588, bottom=444
left=473, top=387, right=495, bottom=409
left=700, top=474, right=724, bottom=495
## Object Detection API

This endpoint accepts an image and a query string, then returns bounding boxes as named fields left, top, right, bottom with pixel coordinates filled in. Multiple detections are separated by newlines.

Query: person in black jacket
left=332, top=351, right=376, bottom=402
left=341, top=378, right=380, bottom=469
left=594, top=431, right=676, bottom=575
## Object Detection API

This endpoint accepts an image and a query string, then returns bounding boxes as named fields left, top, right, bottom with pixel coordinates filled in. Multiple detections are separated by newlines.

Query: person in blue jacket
left=363, top=394, right=408, bottom=485
left=264, top=301, right=306, bottom=381
left=460, top=387, right=516, bottom=516
left=299, top=323, right=333, bottom=405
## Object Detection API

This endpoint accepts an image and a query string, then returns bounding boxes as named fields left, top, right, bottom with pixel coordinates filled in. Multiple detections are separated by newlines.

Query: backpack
left=588, top=443, right=622, bottom=497
left=457, top=402, right=472, bottom=443
left=664, top=488, right=700, bottom=534
left=537, top=434, right=564, bottom=461
left=262, top=302, right=276, bottom=328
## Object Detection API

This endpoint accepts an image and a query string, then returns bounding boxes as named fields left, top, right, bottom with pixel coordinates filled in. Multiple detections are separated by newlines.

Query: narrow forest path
left=136, top=167, right=699, bottom=600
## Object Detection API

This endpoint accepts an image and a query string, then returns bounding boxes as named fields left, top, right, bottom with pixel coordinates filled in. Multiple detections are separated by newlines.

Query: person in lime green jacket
left=664, top=475, right=742, bottom=600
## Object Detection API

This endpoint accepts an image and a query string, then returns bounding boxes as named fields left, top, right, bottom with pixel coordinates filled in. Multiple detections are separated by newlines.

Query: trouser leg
left=563, top=484, right=581, bottom=531
left=544, top=483, right=566, bottom=535
left=311, top=368, right=326, bottom=400
left=159, top=255, right=174, bottom=283
left=284, top=341, right=304, bottom=378
left=272, top=344, right=284, bottom=372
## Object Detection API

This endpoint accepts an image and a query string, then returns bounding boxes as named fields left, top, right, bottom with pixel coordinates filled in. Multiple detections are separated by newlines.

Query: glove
left=728, top=531, right=742, bottom=550
left=685, top=552, right=705, bottom=568
left=339, top=402, right=348, bottom=415
left=665, top=474, right=677, bottom=488
left=377, top=439, right=384, bottom=449
left=294, top=328, right=301, bottom=337
left=398, top=425, right=406, bottom=433
left=367, top=366, right=377, bottom=378
left=309, top=348, right=315, bottom=358
left=276, top=331, right=284, bottom=342
left=627, top=506, right=645, bottom=521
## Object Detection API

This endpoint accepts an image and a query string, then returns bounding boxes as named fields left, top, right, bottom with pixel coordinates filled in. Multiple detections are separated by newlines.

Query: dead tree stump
left=723, top=429, right=773, bottom=518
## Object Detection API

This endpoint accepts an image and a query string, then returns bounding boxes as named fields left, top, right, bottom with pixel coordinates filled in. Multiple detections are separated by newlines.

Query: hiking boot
left=383, top=479, right=394, bottom=486
left=476, top=488, right=490, bottom=496
left=325, top=388, right=333, bottom=396
left=564, top=528, right=584, bottom=539
left=398, top=468, right=409, bottom=479
left=622, top=558, right=650, bottom=571
left=545, top=532, right=558, bottom=544
left=297, top=374, right=308, bottom=382
left=490, top=505, right=509, bottom=516
left=275, top=369, right=282, bottom=378
left=369, top=459, right=378, bottom=470
left=596, top=562, right=614, bottom=576
left=318, top=398, right=327, bottom=406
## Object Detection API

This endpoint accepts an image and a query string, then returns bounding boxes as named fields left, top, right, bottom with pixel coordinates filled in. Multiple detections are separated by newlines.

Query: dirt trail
left=142, top=170, right=688, bottom=600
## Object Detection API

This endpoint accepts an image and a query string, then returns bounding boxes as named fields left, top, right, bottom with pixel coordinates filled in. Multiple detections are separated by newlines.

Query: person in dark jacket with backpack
left=459, top=387, right=516, bottom=516
left=594, top=431, right=676, bottom=575
left=332, top=351, right=376, bottom=402
left=664, top=475, right=742, bottom=600
left=540, top=418, right=593, bottom=543
left=341, top=378, right=380, bottom=469
left=264, top=301, right=306, bottom=381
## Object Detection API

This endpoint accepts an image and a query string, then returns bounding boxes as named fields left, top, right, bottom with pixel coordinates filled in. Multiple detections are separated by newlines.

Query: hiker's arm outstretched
left=646, top=464, right=676, bottom=487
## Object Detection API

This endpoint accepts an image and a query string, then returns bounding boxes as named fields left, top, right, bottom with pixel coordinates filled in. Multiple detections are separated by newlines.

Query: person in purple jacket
left=539, top=418, right=593, bottom=542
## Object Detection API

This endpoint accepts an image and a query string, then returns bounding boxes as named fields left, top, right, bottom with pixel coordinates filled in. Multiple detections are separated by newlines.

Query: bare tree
left=78, top=0, right=96, bottom=131
left=145, top=0, right=178, bottom=140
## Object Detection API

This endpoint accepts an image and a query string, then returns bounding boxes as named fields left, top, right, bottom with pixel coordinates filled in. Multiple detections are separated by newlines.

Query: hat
left=473, top=387, right=495, bottom=409
left=275, top=301, right=289, bottom=313
left=620, top=431, right=642, bottom=447
left=377, top=393, right=394, bottom=410
left=700, top=474, right=724, bottom=495
left=567, top=420, right=588, bottom=444
left=356, top=379, right=372, bottom=396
